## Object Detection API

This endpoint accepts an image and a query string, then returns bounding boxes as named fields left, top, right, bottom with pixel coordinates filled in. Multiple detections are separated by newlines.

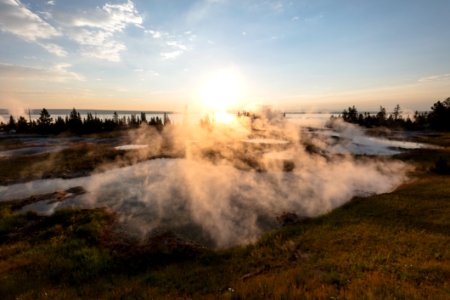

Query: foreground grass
left=0, top=134, right=449, bottom=299
left=1, top=177, right=449, bottom=299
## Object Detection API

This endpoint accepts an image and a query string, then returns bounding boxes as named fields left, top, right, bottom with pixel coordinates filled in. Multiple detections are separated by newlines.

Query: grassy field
left=0, top=133, right=449, bottom=299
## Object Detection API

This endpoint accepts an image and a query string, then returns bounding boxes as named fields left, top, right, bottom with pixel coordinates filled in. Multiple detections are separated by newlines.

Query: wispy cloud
left=0, top=0, right=65, bottom=56
left=160, top=50, right=183, bottom=60
left=166, top=41, right=188, bottom=51
left=185, top=0, right=226, bottom=24
left=54, top=0, right=143, bottom=62
left=67, top=29, right=125, bottom=62
left=0, top=0, right=60, bottom=41
left=270, top=1, right=284, bottom=13
left=0, top=62, right=84, bottom=82
left=145, top=29, right=163, bottom=39
left=418, top=73, right=450, bottom=82
left=160, top=37, right=192, bottom=60
left=80, top=40, right=126, bottom=62
left=304, top=13, right=324, bottom=25
left=146, top=29, right=195, bottom=60
left=69, top=0, right=142, bottom=32
left=246, top=0, right=287, bottom=14
left=133, top=68, right=160, bottom=81
left=37, top=42, right=67, bottom=57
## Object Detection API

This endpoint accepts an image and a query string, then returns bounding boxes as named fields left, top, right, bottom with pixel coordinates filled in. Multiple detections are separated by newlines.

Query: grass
left=0, top=141, right=123, bottom=184
left=0, top=129, right=180, bottom=185
left=0, top=133, right=449, bottom=299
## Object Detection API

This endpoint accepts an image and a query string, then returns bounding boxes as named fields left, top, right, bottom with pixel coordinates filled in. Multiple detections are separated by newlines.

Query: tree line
left=339, top=97, right=450, bottom=131
left=1, top=108, right=171, bottom=135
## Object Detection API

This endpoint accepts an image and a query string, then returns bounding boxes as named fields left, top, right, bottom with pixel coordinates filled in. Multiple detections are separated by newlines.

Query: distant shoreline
left=0, top=109, right=347, bottom=116
left=0, top=108, right=174, bottom=115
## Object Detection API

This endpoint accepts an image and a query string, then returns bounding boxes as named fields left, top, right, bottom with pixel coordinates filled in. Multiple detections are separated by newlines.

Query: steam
left=1, top=98, right=28, bottom=120
left=0, top=110, right=413, bottom=248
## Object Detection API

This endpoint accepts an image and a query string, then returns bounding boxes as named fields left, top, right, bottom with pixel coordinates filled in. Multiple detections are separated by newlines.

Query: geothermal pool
left=0, top=156, right=410, bottom=247
left=0, top=117, right=434, bottom=247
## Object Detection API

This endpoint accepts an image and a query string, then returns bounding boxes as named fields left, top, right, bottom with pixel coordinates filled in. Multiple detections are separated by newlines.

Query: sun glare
left=199, top=68, right=242, bottom=112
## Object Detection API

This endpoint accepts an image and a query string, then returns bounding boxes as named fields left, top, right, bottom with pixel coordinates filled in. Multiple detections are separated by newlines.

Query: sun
left=199, top=68, right=242, bottom=112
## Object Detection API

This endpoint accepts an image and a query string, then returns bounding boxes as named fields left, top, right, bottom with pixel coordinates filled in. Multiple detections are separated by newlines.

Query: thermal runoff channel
left=0, top=108, right=414, bottom=248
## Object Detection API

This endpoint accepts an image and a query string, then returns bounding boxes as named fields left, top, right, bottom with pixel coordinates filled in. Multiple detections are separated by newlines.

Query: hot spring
left=1, top=112, right=433, bottom=248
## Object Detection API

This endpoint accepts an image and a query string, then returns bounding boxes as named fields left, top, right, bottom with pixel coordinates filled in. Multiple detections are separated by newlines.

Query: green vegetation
left=0, top=134, right=449, bottom=299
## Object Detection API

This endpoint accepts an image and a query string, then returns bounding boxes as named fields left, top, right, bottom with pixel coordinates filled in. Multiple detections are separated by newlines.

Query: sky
left=0, top=0, right=450, bottom=113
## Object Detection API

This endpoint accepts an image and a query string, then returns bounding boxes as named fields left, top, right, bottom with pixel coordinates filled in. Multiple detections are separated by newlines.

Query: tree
left=68, top=108, right=82, bottom=133
left=376, top=106, right=387, bottom=125
left=392, top=104, right=402, bottom=121
left=37, top=108, right=52, bottom=127
left=7, top=115, right=16, bottom=132
left=17, top=116, right=29, bottom=133
left=140, top=112, right=147, bottom=124
left=428, top=97, right=450, bottom=131
left=342, top=106, right=358, bottom=123
left=54, top=116, right=66, bottom=133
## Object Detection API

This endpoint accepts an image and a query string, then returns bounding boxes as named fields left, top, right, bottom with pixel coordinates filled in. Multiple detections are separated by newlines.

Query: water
left=0, top=112, right=429, bottom=246
left=0, top=108, right=187, bottom=124
left=1, top=109, right=335, bottom=126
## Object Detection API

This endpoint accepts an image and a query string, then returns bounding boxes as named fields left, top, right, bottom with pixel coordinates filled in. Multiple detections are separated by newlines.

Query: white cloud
left=166, top=41, right=188, bottom=51
left=0, top=0, right=66, bottom=56
left=0, top=0, right=190, bottom=63
left=0, top=0, right=60, bottom=41
left=159, top=37, right=192, bottom=60
left=145, top=29, right=163, bottom=39
left=80, top=40, right=126, bottom=62
left=133, top=68, right=159, bottom=77
left=59, top=0, right=143, bottom=62
left=418, top=73, right=450, bottom=82
left=160, top=50, right=183, bottom=60
left=37, top=42, right=67, bottom=57
left=0, top=62, right=84, bottom=82
left=145, top=29, right=194, bottom=61
left=68, top=28, right=112, bottom=46
left=52, top=63, right=84, bottom=81
left=70, top=0, right=142, bottom=32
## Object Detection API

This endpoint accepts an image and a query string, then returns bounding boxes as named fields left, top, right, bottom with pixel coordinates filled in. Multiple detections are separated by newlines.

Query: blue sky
left=0, top=0, right=449, bottom=112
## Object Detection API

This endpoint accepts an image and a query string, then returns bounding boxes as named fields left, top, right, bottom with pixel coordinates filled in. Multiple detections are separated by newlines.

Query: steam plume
left=0, top=110, right=412, bottom=247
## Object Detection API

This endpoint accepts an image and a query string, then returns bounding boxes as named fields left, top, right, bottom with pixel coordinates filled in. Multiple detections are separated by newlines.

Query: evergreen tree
left=37, top=108, right=53, bottom=132
left=68, top=108, right=82, bottom=133
left=428, top=98, right=450, bottom=131
left=17, top=116, right=28, bottom=133
left=376, top=106, right=387, bottom=125
left=392, top=104, right=402, bottom=120
left=7, top=115, right=17, bottom=132
left=140, top=112, right=147, bottom=124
